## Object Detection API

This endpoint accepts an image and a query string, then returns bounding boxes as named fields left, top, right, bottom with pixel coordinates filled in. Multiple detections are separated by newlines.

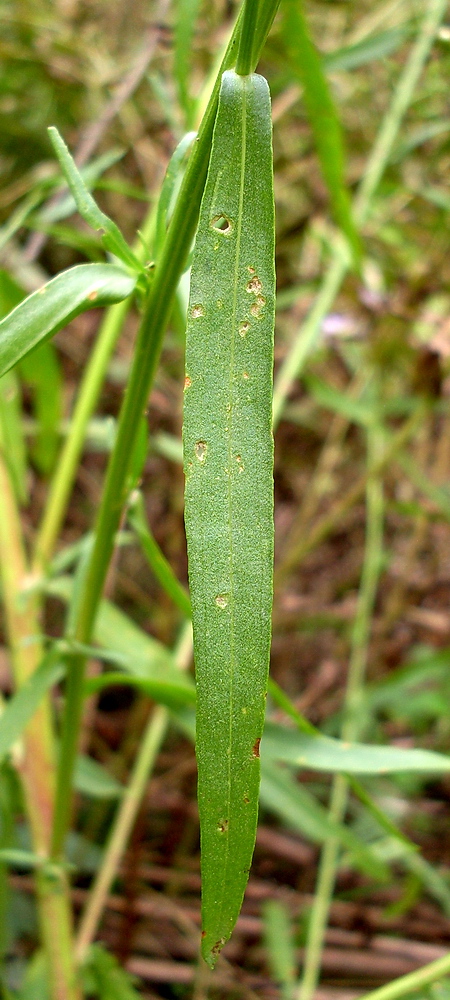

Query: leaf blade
left=183, top=70, right=275, bottom=966
left=0, top=263, right=136, bottom=379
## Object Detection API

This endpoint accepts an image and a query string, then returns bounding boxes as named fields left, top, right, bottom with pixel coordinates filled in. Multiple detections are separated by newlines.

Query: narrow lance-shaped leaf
left=183, top=69, right=275, bottom=966
left=154, top=130, right=197, bottom=260
left=48, top=127, right=143, bottom=273
left=0, top=263, right=136, bottom=379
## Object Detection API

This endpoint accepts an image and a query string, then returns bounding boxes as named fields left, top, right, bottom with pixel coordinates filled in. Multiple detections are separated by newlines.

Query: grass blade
left=262, top=723, right=450, bottom=775
left=282, top=0, right=360, bottom=262
left=183, top=68, right=275, bottom=966
left=174, top=0, right=202, bottom=126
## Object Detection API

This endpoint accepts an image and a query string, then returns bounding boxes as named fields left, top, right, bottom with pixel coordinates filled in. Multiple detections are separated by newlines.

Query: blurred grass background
left=2, top=0, right=450, bottom=996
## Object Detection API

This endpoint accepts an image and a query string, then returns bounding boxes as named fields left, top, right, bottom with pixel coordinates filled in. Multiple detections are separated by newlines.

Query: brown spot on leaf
left=251, top=295, right=266, bottom=318
left=217, top=818, right=229, bottom=833
left=211, top=938, right=226, bottom=957
left=191, top=303, right=204, bottom=318
left=88, top=289, right=98, bottom=301
left=246, top=275, right=262, bottom=294
left=184, top=375, right=192, bottom=390
left=252, top=738, right=261, bottom=758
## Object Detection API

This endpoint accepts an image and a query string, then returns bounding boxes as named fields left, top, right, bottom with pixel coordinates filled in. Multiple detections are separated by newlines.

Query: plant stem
left=272, top=0, right=447, bottom=426
left=298, top=413, right=385, bottom=1000
left=0, top=452, right=81, bottom=1000
left=75, top=623, right=193, bottom=962
left=50, top=0, right=280, bottom=862
left=357, top=952, right=450, bottom=1000
left=236, top=0, right=259, bottom=75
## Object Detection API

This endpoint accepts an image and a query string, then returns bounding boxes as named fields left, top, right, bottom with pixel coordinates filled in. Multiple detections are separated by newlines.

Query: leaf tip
left=202, top=935, right=226, bottom=969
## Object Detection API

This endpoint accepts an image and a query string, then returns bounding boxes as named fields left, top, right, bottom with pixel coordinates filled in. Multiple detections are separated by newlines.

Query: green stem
left=272, top=0, right=447, bottom=427
left=236, top=0, right=259, bottom=75
left=50, top=0, right=281, bottom=861
left=357, top=953, right=450, bottom=1000
left=75, top=623, right=193, bottom=962
left=298, top=413, right=384, bottom=1000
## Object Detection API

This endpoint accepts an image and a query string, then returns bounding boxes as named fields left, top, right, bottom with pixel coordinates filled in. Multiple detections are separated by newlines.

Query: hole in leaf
left=211, top=214, right=232, bottom=235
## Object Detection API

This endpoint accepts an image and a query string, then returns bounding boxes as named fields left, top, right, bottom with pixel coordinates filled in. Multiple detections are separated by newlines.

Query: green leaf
left=87, top=944, right=142, bottom=1000
left=262, top=900, right=296, bottom=999
left=0, top=271, right=28, bottom=502
left=0, top=370, right=28, bottom=504
left=0, top=655, right=65, bottom=762
left=183, top=70, right=275, bottom=966
left=155, top=130, right=197, bottom=259
left=48, top=127, right=142, bottom=273
left=47, top=576, right=193, bottom=699
left=39, top=147, right=125, bottom=224
left=304, top=373, right=374, bottom=426
left=19, top=341, right=62, bottom=475
left=174, top=0, right=201, bottom=125
left=16, top=951, right=49, bottom=1000
left=127, top=490, right=192, bottom=619
left=323, top=27, right=409, bottom=74
left=0, top=849, right=48, bottom=871
left=74, top=756, right=124, bottom=800
left=262, top=722, right=450, bottom=775
left=282, top=0, right=360, bottom=263
left=85, top=667, right=195, bottom=708
left=260, top=760, right=388, bottom=881
left=0, top=264, right=136, bottom=379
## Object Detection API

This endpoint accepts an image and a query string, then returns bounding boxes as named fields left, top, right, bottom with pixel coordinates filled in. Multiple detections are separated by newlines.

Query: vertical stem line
left=298, top=410, right=385, bottom=1000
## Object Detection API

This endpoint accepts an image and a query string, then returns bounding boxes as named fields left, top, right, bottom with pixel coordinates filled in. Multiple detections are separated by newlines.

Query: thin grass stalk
left=356, top=952, right=450, bottom=1000
left=50, top=0, right=281, bottom=863
left=272, top=0, right=447, bottom=427
left=75, top=623, right=193, bottom=962
left=298, top=412, right=384, bottom=1000
left=0, top=453, right=81, bottom=1000
left=274, top=404, right=426, bottom=591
